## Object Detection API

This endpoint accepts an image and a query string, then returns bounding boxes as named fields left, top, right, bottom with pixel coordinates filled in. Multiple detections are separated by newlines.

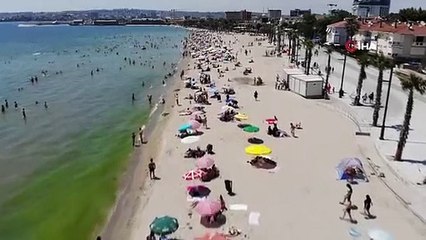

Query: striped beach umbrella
left=183, top=169, right=205, bottom=181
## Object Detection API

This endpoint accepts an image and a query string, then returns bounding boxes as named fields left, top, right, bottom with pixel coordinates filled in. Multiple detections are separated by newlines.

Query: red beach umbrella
left=183, top=169, right=205, bottom=181
left=195, top=199, right=221, bottom=216
left=196, top=156, right=215, bottom=169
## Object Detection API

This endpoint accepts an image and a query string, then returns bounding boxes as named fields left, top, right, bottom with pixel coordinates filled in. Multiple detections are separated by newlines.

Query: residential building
left=225, top=10, right=252, bottom=21
left=352, top=0, right=391, bottom=17
left=268, top=9, right=282, bottom=21
left=326, top=21, right=349, bottom=46
left=290, top=9, right=311, bottom=17
left=326, top=20, right=426, bottom=63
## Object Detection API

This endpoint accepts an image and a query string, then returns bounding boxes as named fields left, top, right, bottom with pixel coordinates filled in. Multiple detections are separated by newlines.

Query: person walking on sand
left=290, top=123, right=296, bottom=137
left=175, top=93, right=179, bottom=106
left=254, top=91, right=258, bottom=101
left=132, top=132, right=136, bottom=147
left=364, top=194, right=373, bottom=218
left=203, top=115, right=208, bottom=129
left=148, top=158, right=156, bottom=180
left=341, top=201, right=355, bottom=222
left=340, top=183, right=353, bottom=205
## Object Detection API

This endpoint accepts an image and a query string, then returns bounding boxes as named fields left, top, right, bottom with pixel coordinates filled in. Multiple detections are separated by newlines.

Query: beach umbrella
left=248, top=137, right=264, bottom=144
left=195, top=199, right=222, bottom=216
left=183, top=169, right=205, bottom=181
left=189, top=120, right=201, bottom=130
left=234, top=113, right=248, bottom=121
left=368, top=229, right=394, bottom=240
left=187, top=185, right=211, bottom=198
left=181, top=135, right=200, bottom=144
left=237, top=123, right=251, bottom=129
left=243, top=125, right=259, bottom=133
left=149, top=216, right=179, bottom=236
left=221, top=105, right=235, bottom=111
left=208, top=88, right=218, bottom=93
left=178, top=123, right=192, bottom=132
left=245, top=145, right=272, bottom=155
left=196, top=156, right=215, bottom=169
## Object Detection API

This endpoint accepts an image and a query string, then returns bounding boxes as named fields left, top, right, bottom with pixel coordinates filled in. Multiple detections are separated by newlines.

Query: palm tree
left=353, top=54, right=370, bottom=106
left=303, top=39, right=314, bottom=75
left=372, top=53, right=394, bottom=126
left=324, top=48, right=332, bottom=99
left=345, top=17, right=360, bottom=41
left=394, top=72, right=426, bottom=161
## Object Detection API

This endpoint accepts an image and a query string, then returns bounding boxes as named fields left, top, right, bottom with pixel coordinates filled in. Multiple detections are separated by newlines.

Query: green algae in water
left=0, top=110, right=149, bottom=240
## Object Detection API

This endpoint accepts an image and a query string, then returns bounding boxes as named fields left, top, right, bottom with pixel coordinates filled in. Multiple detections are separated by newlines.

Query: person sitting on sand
left=296, top=122, right=302, bottom=129
left=228, top=226, right=242, bottom=236
left=146, top=231, right=156, bottom=240
left=267, top=126, right=273, bottom=135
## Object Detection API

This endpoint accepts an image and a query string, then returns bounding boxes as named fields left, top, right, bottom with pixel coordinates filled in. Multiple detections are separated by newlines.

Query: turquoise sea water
left=0, top=23, right=187, bottom=239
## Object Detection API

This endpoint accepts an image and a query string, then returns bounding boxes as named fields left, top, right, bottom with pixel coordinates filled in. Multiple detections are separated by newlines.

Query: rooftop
left=328, top=20, right=426, bottom=36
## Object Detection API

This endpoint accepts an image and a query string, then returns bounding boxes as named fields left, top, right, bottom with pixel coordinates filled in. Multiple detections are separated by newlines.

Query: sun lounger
left=229, top=204, right=248, bottom=211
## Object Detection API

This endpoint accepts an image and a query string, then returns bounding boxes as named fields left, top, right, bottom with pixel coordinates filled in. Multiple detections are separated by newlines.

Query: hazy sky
left=0, top=0, right=424, bottom=13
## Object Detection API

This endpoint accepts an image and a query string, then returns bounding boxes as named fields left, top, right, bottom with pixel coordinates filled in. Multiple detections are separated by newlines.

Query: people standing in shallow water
left=5, top=99, right=9, bottom=108
left=22, top=108, right=26, bottom=119
left=44, top=102, right=48, bottom=109
left=147, top=95, right=152, bottom=105
left=14, top=101, right=18, bottom=108
left=132, top=93, right=136, bottom=102
left=1, top=105, right=5, bottom=113
left=131, top=132, right=136, bottom=147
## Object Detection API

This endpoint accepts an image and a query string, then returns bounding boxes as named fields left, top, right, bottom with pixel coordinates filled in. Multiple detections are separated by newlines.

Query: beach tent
left=336, top=157, right=366, bottom=180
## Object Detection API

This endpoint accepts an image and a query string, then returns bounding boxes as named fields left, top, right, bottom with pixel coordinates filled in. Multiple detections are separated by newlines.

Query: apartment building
left=326, top=20, right=426, bottom=62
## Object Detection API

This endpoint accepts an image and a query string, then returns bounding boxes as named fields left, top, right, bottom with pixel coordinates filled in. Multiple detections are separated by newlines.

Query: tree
left=399, top=7, right=426, bottom=22
left=324, top=48, right=332, bottom=99
left=372, top=53, right=394, bottom=126
left=345, top=17, right=360, bottom=40
left=394, top=72, right=426, bottom=161
left=353, top=54, right=370, bottom=106
left=303, top=39, right=314, bottom=75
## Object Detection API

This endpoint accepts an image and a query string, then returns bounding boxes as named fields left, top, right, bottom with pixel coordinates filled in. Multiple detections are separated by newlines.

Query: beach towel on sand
left=229, top=204, right=248, bottom=211
left=249, top=212, right=260, bottom=226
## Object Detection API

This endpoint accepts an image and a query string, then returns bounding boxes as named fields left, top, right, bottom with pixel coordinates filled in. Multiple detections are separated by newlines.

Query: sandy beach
left=108, top=31, right=425, bottom=240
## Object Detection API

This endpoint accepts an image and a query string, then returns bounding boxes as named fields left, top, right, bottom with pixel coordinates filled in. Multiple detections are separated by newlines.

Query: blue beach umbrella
left=178, top=123, right=192, bottom=132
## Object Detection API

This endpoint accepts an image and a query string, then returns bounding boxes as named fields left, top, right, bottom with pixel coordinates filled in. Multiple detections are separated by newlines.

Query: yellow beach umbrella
left=234, top=113, right=248, bottom=121
left=245, top=145, right=272, bottom=155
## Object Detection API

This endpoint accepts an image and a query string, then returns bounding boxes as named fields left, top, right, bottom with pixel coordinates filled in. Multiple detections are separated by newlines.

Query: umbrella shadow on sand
left=200, top=215, right=227, bottom=228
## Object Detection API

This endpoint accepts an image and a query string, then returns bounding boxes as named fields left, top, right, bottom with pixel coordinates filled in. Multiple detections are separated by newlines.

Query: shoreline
left=99, top=54, right=190, bottom=240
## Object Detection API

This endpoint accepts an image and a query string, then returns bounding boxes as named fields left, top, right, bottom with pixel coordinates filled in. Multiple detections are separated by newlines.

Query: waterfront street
left=306, top=46, right=426, bottom=222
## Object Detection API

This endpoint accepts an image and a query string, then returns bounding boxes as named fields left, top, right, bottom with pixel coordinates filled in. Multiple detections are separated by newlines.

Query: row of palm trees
left=281, top=23, right=426, bottom=161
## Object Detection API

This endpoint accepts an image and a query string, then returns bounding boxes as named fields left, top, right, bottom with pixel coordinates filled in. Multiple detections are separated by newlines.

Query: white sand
left=127, top=32, right=426, bottom=240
